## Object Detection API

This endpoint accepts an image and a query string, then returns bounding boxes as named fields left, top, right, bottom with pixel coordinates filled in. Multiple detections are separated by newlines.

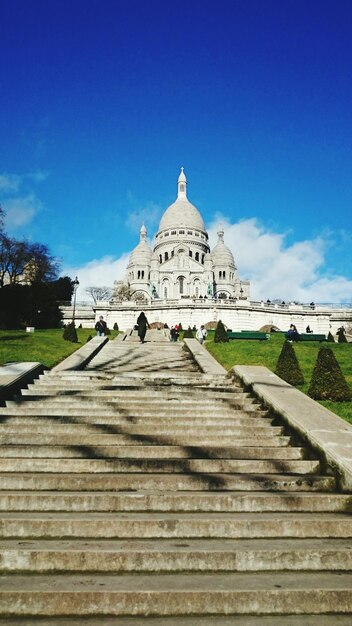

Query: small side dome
left=128, top=224, right=152, bottom=266
left=211, top=227, right=235, bottom=267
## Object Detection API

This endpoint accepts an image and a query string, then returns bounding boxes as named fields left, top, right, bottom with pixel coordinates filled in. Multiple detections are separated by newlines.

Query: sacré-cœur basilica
left=125, top=168, right=250, bottom=303
left=68, top=169, right=350, bottom=335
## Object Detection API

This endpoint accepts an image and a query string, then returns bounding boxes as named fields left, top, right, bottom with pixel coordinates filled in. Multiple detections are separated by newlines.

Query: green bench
left=298, top=333, right=326, bottom=342
left=284, top=332, right=326, bottom=342
left=227, top=331, right=269, bottom=341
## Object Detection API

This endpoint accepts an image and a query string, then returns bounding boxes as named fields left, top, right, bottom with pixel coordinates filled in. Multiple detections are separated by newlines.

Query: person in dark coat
left=95, top=316, right=107, bottom=336
left=137, top=312, right=149, bottom=343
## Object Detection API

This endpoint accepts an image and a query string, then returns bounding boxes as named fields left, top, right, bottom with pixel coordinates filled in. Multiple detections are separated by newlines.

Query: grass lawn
left=0, top=328, right=119, bottom=369
left=206, top=331, right=352, bottom=424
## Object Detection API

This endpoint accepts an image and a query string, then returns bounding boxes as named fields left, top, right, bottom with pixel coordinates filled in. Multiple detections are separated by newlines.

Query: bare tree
left=85, top=286, right=113, bottom=304
left=0, top=236, right=60, bottom=287
left=113, top=281, right=132, bottom=302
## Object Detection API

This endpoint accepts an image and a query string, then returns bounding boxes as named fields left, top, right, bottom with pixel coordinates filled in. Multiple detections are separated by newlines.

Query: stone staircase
left=0, top=335, right=351, bottom=624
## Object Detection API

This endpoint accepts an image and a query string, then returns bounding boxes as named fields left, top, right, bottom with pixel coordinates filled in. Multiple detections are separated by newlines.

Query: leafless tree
left=85, top=286, right=114, bottom=303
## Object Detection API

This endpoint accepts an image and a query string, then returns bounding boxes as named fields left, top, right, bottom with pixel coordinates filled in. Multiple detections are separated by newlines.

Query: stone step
left=0, top=403, right=266, bottom=424
left=0, top=572, right=351, bottom=616
left=0, top=434, right=292, bottom=446
left=0, top=445, right=306, bottom=459
left=0, top=512, right=351, bottom=539
left=39, top=373, right=233, bottom=386
left=0, top=414, right=271, bottom=427
left=0, top=491, right=349, bottom=513
left=0, top=537, right=350, bottom=572
left=0, top=424, right=283, bottom=436
left=8, top=397, right=259, bottom=410
left=0, top=472, right=336, bottom=491
left=1, top=616, right=351, bottom=626
left=30, top=383, right=241, bottom=395
left=22, top=388, right=245, bottom=399
left=1, top=405, right=264, bottom=417
left=0, top=458, right=320, bottom=474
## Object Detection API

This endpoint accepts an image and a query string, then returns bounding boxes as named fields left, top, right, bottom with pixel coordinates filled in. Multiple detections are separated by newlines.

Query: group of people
left=96, top=313, right=208, bottom=345
left=170, top=324, right=180, bottom=342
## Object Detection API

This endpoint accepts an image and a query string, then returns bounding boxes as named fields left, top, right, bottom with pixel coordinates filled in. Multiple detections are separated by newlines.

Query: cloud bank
left=0, top=170, right=48, bottom=230
left=63, top=254, right=130, bottom=303
left=63, top=217, right=352, bottom=304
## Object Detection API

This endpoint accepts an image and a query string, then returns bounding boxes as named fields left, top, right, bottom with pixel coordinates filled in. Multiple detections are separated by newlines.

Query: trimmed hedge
left=275, top=340, right=304, bottom=386
left=214, top=320, right=228, bottom=343
left=308, top=346, right=352, bottom=401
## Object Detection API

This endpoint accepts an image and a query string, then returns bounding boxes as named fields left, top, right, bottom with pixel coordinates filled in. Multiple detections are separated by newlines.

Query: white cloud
left=0, top=170, right=49, bottom=231
left=0, top=174, right=22, bottom=193
left=4, top=193, right=43, bottom=229
left=27, top=170, right=49, bottom=183
left=208, top=217, right=352, bottom=303
left=62, top=253, right=130, bottom=302
left=125, top=201, right=162, bottom=234
left=61, top=217, right=352, bottom=306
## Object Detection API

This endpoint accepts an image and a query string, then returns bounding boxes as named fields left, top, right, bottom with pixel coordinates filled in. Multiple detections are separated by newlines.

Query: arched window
left=193, top=279, right=200, bottom=298
left=137, top=270, right=141, bottom=279
left=159, top=255, right=162, bottom=264
left=141, top=270, right=144, bottom=279
left=165, top=251, right=169, bottom=261
left=195, top=252, right=199, bottom=262
left=162, top=279, right=169, bottom=299
left=219, top=271, right=221, bottom=279
left=189, top=250, right=192, bottom=257
left=178, top=276, right=184, bottom=295
left=223, top=271, right=226, bottom=279
left=201, top=254, right=205, bottom=264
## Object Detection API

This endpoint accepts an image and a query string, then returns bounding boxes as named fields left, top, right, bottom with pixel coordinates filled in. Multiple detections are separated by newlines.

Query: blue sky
left=1, top=0, right=352, bottom=302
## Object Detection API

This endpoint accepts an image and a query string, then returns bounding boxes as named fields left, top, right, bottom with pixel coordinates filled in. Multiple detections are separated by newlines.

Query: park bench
left=298, top=333, right=326, bottom=342
left=284, top=332, right=326, bottom=342
left=227, top=331, right=269, bottom=341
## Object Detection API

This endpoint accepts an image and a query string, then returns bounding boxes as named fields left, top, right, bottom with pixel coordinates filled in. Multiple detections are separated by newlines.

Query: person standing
left=95, top=316, right=107, bottom=336
left=137, top=311, right=149, bottom=343
left=196, top=325, right=207, bottom=344
left=170, top=326, right=178, bottom=342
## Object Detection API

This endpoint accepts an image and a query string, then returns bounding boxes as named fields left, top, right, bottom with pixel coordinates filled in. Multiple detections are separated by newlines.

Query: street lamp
left=72, top=276, right=79, bottom=323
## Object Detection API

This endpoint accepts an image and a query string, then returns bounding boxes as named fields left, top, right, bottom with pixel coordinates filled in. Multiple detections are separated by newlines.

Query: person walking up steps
left=136, top=311, right=149, bottom=343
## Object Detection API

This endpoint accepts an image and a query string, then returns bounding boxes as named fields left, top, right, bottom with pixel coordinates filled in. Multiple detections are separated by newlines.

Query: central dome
left=158, top=168, right=206, bottom=233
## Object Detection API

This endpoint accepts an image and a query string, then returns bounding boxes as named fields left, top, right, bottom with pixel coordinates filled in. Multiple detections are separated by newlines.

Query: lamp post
left=72, top=276, right=79, bottom=323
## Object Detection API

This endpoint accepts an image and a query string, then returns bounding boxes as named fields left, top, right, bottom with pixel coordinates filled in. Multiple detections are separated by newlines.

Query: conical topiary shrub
left=275, top=340, right=304, bottom=386
left=308, top=346, right=352, bottom=401
left=327, top=331, right=335, bottom=343
left=113, top=322, right=119, bottom=331
left=63, top=321, right=78, bottom=343
left=214, top=320, right=228, bottom=343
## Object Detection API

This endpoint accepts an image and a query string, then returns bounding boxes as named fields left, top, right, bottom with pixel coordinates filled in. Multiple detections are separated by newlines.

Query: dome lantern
left=177, top=167, right=187, bottom=198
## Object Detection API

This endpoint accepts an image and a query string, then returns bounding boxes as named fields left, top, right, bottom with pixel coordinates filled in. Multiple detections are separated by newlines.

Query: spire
left=177, top=167, right=187, bottom=198
left=140, top=224, right=147, bottom=241
left=217, top=225, right=224, bottom=242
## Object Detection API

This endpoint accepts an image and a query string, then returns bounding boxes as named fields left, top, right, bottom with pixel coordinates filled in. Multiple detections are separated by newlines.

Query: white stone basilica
left=124, top=168, right=250, bottom=303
